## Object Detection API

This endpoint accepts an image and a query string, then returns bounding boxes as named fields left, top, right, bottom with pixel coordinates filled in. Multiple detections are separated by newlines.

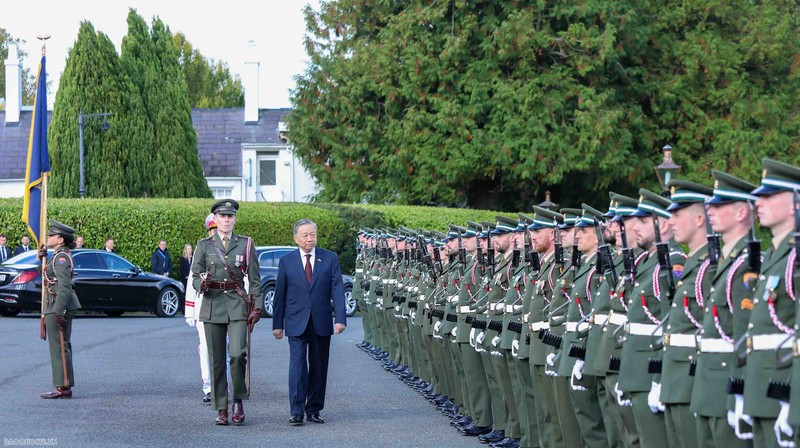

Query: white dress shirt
left=300, top=247, right=316, bottom=273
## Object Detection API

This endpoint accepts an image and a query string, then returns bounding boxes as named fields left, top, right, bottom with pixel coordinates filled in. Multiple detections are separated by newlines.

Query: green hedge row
left=0, top=199, right=504, bottom=276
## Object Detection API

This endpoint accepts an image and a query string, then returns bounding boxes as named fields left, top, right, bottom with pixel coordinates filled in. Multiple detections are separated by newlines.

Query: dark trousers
left=46, top=311, right=76, bottom=388
left=288, top=316, right=331, bottom=417
left=205, top=320, right=247, bottom=410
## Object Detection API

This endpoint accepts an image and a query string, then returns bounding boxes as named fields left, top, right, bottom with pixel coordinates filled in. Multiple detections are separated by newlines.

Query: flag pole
left=37, top=36, right=50, bottom=341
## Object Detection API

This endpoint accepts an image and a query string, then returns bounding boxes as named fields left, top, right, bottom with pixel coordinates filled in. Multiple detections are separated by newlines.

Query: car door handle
left=112, top=274, right=121, bottom=278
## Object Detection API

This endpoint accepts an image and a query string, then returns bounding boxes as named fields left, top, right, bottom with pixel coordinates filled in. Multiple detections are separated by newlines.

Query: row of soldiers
left=351, top=157, right=800, bottom=448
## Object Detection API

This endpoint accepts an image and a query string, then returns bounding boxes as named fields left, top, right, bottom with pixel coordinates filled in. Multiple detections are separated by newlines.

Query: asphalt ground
left=0, top=314, right=474, bottom=448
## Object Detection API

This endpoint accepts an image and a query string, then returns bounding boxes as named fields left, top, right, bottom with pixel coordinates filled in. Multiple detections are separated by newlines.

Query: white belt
left=505, top=304, right=523, bottom=313
left=458, top=305, right=475, bottom=314
left=356, top=269, right=364, bottom=273
left=419, top=294, right=426, bottom=301
left=491, top=302, right=504, bottom=311
left=608, top=313, right=628, bottom=326
left=371, top=275, right=381, bottom=281
left=530, top=321, right=550, bottom=331
left=665, top=333, right=697, bottom=348
left=387, top=279, right=397, bottom=285
left=566, top=322, right=579, bottom=332
left=700, top=338, right=734, bottom=353
left=523, top=313, right=531, bottom=323
left=750, top=334, right=795, bottom=351
left=593, top=314, right=608, bottom=325
left=448, top=295, right=459, bottom=304
left=627, top=322, right=662, bottom=336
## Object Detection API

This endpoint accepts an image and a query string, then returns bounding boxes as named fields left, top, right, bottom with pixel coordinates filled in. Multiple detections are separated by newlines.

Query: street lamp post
left=78, top=109, right=112, bottom=198
left=655, top=144, right=681, bottom=194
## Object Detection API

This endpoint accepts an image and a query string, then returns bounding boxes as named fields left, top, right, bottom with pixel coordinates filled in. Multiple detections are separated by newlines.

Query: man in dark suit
left=13, top=235, right=32, bottom=256
left=272, top=218, right=347, bottom=426
left=0, top=234, right=10, bottom=263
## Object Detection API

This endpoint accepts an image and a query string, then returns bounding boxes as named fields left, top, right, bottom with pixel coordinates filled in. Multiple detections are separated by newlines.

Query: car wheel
left=0, top=306, right=21, bottom=317
left=262, top=284, right=275, bottom=317
left=345, top=286, right=357, bottom=317
left=155, top=287, right=180, bottom=317
left=105, top=311, right=124, bottom=317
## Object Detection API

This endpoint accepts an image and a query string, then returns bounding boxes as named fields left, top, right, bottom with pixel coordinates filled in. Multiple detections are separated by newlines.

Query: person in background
left=180, top=244, right=193, bottom=292
left=74, top=236, right=84, bottom=249
left=13, top=235, right=32, bottom=256
left=151, top=240, right=172, bottom=277
left=104, top=238, right=115, bottom=253
left=0, top=234, right=9, bottom=263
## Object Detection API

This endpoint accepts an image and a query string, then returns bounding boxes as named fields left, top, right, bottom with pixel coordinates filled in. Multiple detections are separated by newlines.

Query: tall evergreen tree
left=120, top=9, right=210, bottom=197
left=49, top=21, right=154, bottom=198
left=289, top=0, right=800, bottom=210
left=172, top=31, right=244, bottom=108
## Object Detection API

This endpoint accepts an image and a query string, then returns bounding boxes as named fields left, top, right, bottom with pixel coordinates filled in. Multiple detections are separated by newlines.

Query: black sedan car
left=0, top=249, right=185, bottom=318
left=256, top=246, right=355, bottom=318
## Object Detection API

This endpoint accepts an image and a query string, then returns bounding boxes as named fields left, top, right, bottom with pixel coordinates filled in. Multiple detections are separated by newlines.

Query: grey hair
left=293, top=218, right=317, bottom=235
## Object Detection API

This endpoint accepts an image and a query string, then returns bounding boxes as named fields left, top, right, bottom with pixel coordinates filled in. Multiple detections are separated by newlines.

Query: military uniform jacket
left=479, top=254, right=512, bottom=352
left=547, top=251, right=578, bottom=369
left=528, top=251, right=559, bottom=365
left=558, top=252, right=601, bottom=377
left=743, top=234, right=795, bottom=418
left=584, top=252, right=624, bottom=377
left=499, top=260, right=528, bottom=351
left=661, top=245, right=712, bottom=404
left=618, top=241, right=685, bottom=392
left=366, top=254, right=384, bottom=307
left=42, top=247, right=81, bottom=315
left=594, top=249, right=648, bottom=375
left=439, top=257, right=463, bottom=336
left=455, top=254, right=478, bottom=344
left=691, top=236, right=754, bottom=417
left=191, top=232, right=262, bottom=323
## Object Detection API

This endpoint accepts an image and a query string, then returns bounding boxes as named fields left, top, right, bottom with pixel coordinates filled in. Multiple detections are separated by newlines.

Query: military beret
left=752, top=158, right=800, bottom=196
left=47, top=220, right=76, bottom=239
left=211, top=199, right=239, bottom=215
left=666, top=179, right=713, bottom=211
left=707, top=171, right=758, bottom=204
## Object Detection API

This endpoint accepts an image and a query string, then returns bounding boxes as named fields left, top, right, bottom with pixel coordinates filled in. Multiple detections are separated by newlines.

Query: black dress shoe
left=490, top=438, right=520, bottom=448
left=451, top=416, right=471, bottom=427
left=460, top=424, right=492, bottom=436
left=306, top=413, right=325, bottom=424
left=289, top=415, right=303, bottom=426
left=479, top=430, right=505, bottom=444
left=202, top=393, right=211, bottom=404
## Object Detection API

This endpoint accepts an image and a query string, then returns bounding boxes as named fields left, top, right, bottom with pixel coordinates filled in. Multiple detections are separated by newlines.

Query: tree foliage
left=120, top=9, right=211, bottom=197
left=0, top=28, right=39, bottom=107
left=172, top=31, right=244, bottom=108
left=288, top=0, right=800, bottom=210
left=49, top=22, right=155, bottom=198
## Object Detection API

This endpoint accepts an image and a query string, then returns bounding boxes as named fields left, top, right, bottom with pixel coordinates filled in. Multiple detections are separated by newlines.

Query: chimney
left=4, top=44, right=21, bottom=125
left=243, top=40, right=259, bottom=124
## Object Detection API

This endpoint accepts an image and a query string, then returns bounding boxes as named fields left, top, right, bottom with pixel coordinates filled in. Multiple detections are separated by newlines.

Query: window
left=101, top=253, right=134, bottom=272
left=73, top=253, right=103, bottom=270
left=259, top=252, right=274, bottom=267
left=259, top=160, right=276, bottom=186
left=211, top=187, right=233, bottom=198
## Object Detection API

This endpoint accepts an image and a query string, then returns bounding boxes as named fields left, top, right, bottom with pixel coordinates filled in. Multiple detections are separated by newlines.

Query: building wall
left=0, top=180, right=24, bottom=198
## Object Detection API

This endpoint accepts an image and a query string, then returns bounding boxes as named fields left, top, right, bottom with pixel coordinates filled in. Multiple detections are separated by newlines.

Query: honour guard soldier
left=690, top=171, right=757, bottom=447
left=39, top=220, right=81, bottom=399
left=191, top=199, right=262, bottom=426
left=742, top=159, right=799, bottom=446
left=660, top=179, right=715, bottom=447
left=617, top=189, right=685, bottom=448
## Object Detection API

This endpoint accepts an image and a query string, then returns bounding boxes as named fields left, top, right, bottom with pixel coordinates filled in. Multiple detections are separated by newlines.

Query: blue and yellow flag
left=22, top=55, right=50, bottom=247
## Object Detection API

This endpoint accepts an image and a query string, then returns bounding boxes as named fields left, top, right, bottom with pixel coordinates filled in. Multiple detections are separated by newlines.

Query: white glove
left=733, top=394, right=753, bottom=440
left=434, top=321, right=443, bottom=334
left=451, top=327, right=457, bottom=337
left=511, top=339, right=520, bottom=358
left=545, top=353, right=559, bottom=377
left=410, top=311, right=416, bottom=325
left=775, top=401, right=795, bottom=447
left=571, top=360, right=587, bottom=391
left=476, top=331, right=486, bottom=345
left=615, top=382, right=632, bottom=407
left=470, top=328, right=477, bottom=347
left=648, top=382, right=665, bottom=413
left=185, top=317, right=196, bottom=328
left=491, top=335, right=501, bottom=347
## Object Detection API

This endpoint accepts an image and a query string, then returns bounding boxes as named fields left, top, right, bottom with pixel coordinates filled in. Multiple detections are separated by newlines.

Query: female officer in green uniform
left=38, top=220, right=81, bottom=399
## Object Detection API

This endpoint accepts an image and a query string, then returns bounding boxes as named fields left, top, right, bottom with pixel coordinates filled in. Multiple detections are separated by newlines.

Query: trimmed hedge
left=0, top=199, right=507, bottom=276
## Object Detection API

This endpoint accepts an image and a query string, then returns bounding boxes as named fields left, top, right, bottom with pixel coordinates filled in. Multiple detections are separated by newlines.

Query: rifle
left=594, top=217, right=618, bottom=286
left=512, top=237, right=521, bottom=268
left=457, top=229, right=467, bottom=276
left=433, top=243, right=444, bottom=276
left=486, top=226, right=496, bottom=277
left=554, top=218, right=565, bottom=267
left=524, top=228, right=540, bottom=272
left=570, top=226, right=581, bottom=270
left=652, top=214, right=676, bottom=302
left=747, top=202, right=761, bottom=273
left=704, top=208, right=720, bottom=267
left=619, top=219, right=636, bottom=284
left=395, top=231, right=402, bottom=263
left=419, top=235, right=436, bottom=280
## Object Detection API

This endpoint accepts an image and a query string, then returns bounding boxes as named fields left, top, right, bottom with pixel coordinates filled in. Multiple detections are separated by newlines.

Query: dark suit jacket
left=273, top=247, right=347, bottom=337
left=13, top=245, right=32, bottom=257
left=0, top=245, right=10, bottom=263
